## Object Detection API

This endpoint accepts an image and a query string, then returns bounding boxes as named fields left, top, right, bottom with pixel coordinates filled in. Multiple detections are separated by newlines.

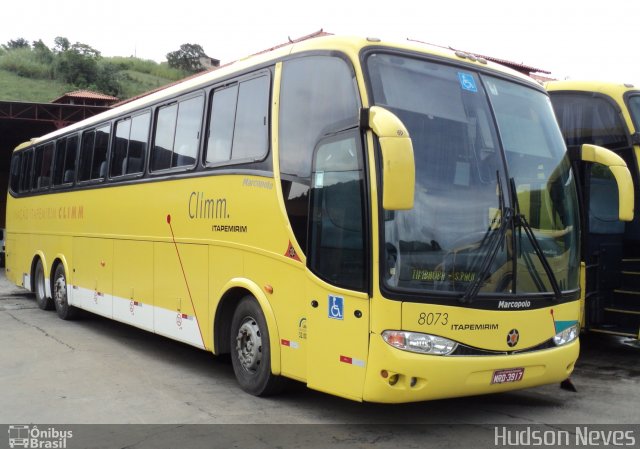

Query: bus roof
left=16, top=35, right=540, bottom=150
left=545, top=79, right=640, bottom=98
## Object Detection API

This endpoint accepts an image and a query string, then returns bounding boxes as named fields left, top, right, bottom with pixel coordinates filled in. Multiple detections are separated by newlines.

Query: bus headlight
left=382, top=330, right=458, bottom=355
left=553, top=324, right=579, bottom=346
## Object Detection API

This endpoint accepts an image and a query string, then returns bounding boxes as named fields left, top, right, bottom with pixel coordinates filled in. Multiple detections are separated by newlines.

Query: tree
left=54, top=42, right=101, bottom=86
left=32, top=39, right=53, bottom=65
left=166, top=43, right=208, bottom=73
left=53, top=36, right=70, bottom=53
left=95, top=62, right=123, bottom=97
left=3, top=38, right=30, bottom=50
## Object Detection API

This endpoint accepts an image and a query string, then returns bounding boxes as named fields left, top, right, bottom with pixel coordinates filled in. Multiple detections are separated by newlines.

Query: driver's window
left=309, top=132, right=366, bottom=291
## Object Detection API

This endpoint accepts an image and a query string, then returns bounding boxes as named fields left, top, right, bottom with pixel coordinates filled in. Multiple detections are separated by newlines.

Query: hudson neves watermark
left=495, top=426, right=636, bottom=446
left=8, top=425, right=73, bottom=448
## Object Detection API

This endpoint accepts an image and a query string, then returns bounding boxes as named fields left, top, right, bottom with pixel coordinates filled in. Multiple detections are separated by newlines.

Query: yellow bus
left=5, top=36, right=633, bottom=403
left=547, top=80, right=640, bottom=340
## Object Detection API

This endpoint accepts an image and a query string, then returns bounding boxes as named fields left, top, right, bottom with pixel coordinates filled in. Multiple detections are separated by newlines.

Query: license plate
left=491, top=367, right=525, bottom=384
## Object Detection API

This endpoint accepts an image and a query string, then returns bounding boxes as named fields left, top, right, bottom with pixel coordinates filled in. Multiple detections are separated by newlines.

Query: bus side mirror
left=363, top=106, right=415, bottom=210
left=580, top=144, right=634, bottom=221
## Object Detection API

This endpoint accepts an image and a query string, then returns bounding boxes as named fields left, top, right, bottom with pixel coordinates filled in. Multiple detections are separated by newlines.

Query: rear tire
left=53, top=264, right=78, bottom=320
left=34, top=259, right=53, bottom=310
left=230, top=295, right=283, bottom=396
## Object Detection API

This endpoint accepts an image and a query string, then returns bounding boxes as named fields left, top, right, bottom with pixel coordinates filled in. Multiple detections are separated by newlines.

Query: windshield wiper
left=460, top=172, right=511, bottom=304
left=509, top=178, right=562, bottom=302
left=460, top=176, right=563, bottom=304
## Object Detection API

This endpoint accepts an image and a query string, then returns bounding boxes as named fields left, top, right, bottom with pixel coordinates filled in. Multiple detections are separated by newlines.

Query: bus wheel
left=34, top=259, right=53, bottom=310
left=230, top=296, right=283, bottom=396
left=53, top=264, right=78, bottom=320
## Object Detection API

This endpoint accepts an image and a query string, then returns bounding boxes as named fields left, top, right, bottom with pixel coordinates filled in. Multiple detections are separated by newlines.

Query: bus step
left=604, top=307, right=640, bottom=316
left=613, top=289, right=640, bottom=296
left=589, top=327, right=639, bottom=338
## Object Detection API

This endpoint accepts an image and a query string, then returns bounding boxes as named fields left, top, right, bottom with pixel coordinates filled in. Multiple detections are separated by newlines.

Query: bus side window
left=92, top=124, right=111, bottom=179
left=32, top=144, right=53, bottom=191
left=152, top=95, right=204, bottom=172
left=19, top=149, right=33, bottom=193
left=205, top=74, right=269, bottom=166
left=79, top=125, right=111, bottom=182
left=111, top=118, right=132, bottom=177
left=9, top=152, right=21, bottom=193
left=53, top=137, right=67, bottom=185
left=112, top=112, right=150, bottom=177
left=79, top=130, right=96, bottom=182
left=127, top=112, right=150, bottom=174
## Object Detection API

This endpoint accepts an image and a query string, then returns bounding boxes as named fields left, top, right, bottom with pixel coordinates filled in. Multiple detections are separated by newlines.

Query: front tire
left=34, top=259, right=53, bottom=310
left=53, top=264, right=78, bottom=320
left=230, top=296, right=283, bottom=396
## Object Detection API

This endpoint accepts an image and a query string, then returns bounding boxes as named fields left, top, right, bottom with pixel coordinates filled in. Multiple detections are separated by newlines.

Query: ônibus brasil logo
left=8, top=425, right=73, bottom=448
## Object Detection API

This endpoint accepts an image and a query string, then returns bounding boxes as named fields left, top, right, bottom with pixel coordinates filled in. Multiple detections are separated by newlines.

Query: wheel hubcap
left=54, top=276, right=66, bottom=308
left=235, top=317, right=262, bottom=373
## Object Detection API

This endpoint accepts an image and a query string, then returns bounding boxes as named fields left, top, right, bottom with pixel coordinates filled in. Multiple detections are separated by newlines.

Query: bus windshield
left=367, top=53, right=580, bottom=299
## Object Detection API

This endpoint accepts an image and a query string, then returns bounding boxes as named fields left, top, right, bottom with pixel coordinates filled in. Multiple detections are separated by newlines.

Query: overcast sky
left=1, top=0, right=638, bottom=84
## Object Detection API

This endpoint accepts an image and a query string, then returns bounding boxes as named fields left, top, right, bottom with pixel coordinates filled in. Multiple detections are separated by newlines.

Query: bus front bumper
left=362, top=334, right=579, bottom=403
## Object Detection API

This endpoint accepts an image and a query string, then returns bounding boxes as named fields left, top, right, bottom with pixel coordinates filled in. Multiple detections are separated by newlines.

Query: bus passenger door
left=306, top=284, right=370, bottom=401
left=305, top=132, right=371, bottom=401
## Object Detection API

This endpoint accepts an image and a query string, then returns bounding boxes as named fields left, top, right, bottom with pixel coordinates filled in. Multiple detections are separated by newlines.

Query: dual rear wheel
left=33, top=259, right=77, bottom=320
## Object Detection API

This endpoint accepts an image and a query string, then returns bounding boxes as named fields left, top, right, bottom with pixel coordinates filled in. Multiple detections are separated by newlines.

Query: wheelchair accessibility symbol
left=457, top=72, right=478, bottom=92
left=328, top=295, right=344, bottom=320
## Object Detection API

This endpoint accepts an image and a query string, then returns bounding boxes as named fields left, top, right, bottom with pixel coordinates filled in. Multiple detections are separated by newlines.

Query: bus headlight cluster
left=553, top=324, right=579, bottom=346
left=382, top=330, right=458, bottom=355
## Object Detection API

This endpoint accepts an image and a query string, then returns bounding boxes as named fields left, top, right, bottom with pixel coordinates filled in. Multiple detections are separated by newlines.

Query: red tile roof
left=52, top=90, right=120, bottom=103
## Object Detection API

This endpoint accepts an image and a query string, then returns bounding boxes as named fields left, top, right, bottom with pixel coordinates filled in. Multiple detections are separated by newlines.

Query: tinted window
left=127, top=113, right=150, bottom=174
left=152, top=104, right=177, bottom=171
left=92, top=125, right=111, bottom=179
left=111, top=118, right=132, bottom=177
left=279, top=57, right=358, bottom=178
left=550, top=93, right=628, bottom=149
left=19, top=150, right=33, bottom=193
left=628, top=95, right=640, bottom=132
left=32, top=143, right=54, bottom=190
left=207, top=85, right=237, bottom=163
left=54, top=135, right=78, bottom=185
left=9, top=152, right=21, bottom=193
left=232, top=76, right=269, bottom=160
left=205, top=74, right=269, bottom=165
left=278, top=57, right=359, bottom=253
left=309, top=132, right=366, bottom=291
left=78, top=125, right=110, bottom=182
left=151, top=95, right=203, bottom=171
left=110, top=112, right=149, bottom=177
left=79, top=131, right=96, bottom=181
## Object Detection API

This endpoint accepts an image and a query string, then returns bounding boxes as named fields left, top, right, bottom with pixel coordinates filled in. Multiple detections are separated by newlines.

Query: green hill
left=0, top=45, right=188, bottom=103
left=0, top=66, right=181, bottom=103
left=0, top=69, right=70, bottom=102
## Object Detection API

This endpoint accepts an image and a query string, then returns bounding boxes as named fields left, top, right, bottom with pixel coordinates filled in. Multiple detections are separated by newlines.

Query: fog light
left=388, top=374, right=399, bottom=385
